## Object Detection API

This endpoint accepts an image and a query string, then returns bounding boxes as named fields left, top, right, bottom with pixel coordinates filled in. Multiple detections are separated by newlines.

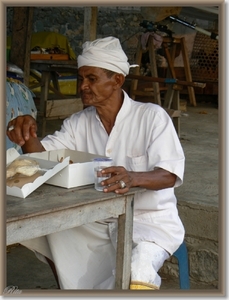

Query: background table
left=7, top=184, right=145, bottom=289
left=30, top=60, right=78, bottom=137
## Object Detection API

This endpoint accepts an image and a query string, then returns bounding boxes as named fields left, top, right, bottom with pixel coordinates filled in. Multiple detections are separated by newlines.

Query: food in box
left=6, top=148, right=70, bottom=198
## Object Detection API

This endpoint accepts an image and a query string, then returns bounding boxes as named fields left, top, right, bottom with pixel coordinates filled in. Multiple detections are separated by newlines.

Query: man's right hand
left=6, top=115, right=45, bottom=153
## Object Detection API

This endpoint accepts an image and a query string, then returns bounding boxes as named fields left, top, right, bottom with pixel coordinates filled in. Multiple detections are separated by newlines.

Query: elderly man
left=6, top=36, right=185, bottom=290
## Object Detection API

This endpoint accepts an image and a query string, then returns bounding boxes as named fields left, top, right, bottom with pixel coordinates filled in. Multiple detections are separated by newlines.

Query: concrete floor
left=5, top=96, right=219, bottom=294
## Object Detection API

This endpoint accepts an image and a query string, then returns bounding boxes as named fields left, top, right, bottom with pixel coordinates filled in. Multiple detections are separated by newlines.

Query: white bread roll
left=6, top=158, right=39, bottom=179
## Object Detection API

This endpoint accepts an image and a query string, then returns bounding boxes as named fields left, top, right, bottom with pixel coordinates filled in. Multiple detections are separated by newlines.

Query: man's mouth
left=81, top=92, right=91, bottom=98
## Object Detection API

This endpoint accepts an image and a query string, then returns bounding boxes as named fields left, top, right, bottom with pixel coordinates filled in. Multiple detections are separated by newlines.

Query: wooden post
left=129, top=41, right=142, bottom=100
left=83, top=7, right=98, bottom=42
left=10, top=7, right=34, bottom=87
left=148, top=36, right=161, bottom=106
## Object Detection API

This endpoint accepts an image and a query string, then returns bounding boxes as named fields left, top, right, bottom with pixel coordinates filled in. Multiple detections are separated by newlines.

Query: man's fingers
left=6, top=116, right=37, bottom=145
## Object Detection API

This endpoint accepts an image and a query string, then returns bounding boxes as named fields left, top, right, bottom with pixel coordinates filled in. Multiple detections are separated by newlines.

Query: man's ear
left=113, top=73, right=125, bottom=89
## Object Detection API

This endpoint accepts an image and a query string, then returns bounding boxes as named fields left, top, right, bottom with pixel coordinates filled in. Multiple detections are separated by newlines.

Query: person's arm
left=6, top=115, right=45, bottom=153
left=129, top=168, right=177, bottom=191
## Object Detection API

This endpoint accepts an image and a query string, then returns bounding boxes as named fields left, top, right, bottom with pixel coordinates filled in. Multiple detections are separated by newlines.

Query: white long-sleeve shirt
left=41, top=90, right=185, bottom=254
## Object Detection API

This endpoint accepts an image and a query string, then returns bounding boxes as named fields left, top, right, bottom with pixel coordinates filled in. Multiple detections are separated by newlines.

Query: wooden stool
left=173, top=241, right=190, bottom=289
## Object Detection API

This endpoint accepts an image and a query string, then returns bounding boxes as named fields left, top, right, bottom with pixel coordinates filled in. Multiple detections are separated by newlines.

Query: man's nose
left=78, top=79, right=89, bottom=90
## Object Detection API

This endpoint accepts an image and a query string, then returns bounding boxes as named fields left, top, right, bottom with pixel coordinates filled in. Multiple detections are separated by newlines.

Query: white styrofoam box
left=25, top=149, right=106, bottom=189
left=6, top=148, right=70, bottom=198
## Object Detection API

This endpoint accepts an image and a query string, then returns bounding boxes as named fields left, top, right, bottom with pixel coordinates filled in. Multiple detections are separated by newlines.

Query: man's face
left=77, top=66, right=116, bottom=107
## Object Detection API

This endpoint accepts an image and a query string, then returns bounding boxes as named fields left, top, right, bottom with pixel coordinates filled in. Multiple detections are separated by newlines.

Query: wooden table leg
left=37, top=71, right=50, bottom=137
left=163, top=84, right=175, bottom=109
left=171, top=90, right=181, bottom=137
left=50, top=71, right=60, bottom=92
left=180, top=37, right=196, bottom=106
left=115, top=194, right=134, bottom=289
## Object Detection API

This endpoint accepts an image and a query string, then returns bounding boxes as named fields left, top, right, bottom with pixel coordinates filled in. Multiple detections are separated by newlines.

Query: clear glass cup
left=93, top=157, right=113, bottom=191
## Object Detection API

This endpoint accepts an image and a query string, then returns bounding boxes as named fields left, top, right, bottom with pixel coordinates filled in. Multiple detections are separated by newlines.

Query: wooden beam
left=83, top=7, right=97, bottom=42
left=10, top=7, right=34, bottom=87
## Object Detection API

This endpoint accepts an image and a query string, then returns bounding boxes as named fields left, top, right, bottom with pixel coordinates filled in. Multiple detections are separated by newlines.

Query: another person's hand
left=100, top=166, right=133, bottom=194
left=6, top=115, right=38, bottom=147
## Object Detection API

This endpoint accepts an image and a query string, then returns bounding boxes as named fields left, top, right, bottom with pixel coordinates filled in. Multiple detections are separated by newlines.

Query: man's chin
left=81, top=98, right=94, bottom=108
left=82, top=99, right=91, bottom=105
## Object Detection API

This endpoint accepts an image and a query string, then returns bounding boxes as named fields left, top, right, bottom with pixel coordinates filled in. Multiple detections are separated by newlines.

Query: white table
left=6, top=184, right=145, bottom=289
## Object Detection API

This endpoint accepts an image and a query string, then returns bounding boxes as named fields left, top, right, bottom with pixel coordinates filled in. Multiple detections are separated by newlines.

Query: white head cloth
left=77, top=36, right=138, bottom=76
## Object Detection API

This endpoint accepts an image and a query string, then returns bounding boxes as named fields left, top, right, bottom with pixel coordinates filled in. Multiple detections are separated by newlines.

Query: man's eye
left=89, top=77, right=96, bottom=82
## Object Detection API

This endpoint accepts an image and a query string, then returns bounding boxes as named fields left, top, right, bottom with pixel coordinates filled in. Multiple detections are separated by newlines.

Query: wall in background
left=6, top=6, right=218, bottom=65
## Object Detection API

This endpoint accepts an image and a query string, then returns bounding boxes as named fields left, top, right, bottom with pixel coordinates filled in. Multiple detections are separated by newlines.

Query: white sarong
left=21, top=222, right=170, bottom=289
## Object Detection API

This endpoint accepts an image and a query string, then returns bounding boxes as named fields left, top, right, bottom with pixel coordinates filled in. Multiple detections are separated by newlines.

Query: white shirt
left=41, top=90, right=185, bottom=254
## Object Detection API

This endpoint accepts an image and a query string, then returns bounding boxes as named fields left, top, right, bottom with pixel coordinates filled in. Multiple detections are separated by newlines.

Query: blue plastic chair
left=172, top=241, right=190, bottom=289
